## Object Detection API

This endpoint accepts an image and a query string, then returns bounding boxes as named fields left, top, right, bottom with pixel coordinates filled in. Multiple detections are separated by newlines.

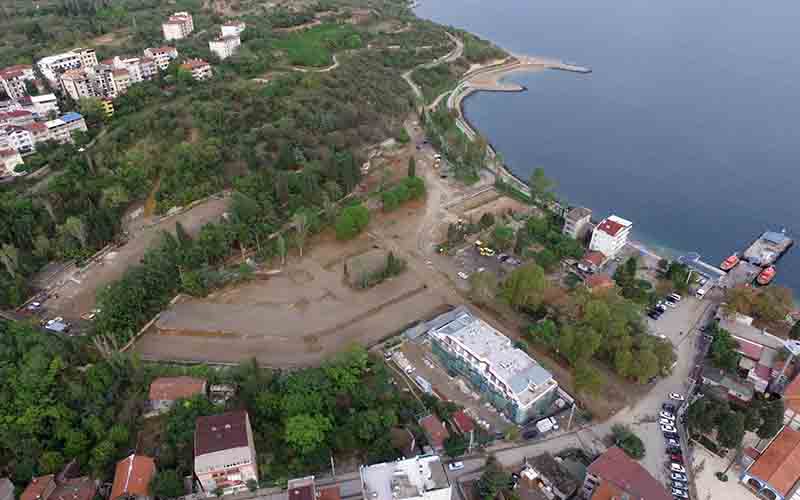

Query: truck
left=535, top=417, right=559, bottom=434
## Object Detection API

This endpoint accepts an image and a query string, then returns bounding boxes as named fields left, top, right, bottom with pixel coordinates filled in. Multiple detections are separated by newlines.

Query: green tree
left=758, top=399, right=785, bottom=439
left=285, top=414, right=332, bottom=455
left=501, top=262, right=547, bottom=310
left=151, top=469, right=185, bottom=499
left=791, top=320, right=800, bottom=340
left=443, top=434, right=468, bottom=458
left=276, top=234, right=287, bottom=265
left=479, top=212, right=495, bottom=230
left=574, top=363, right=603, bottom=395
left=717, top=411, right=746, bottom=449
left=710, top=329, right=740, bottom=372
left=469, top=271, right=497, bottom=305
left=491, top=225, right=515, bottom=251
left=476, top=455, right=511, bottom=500
left=292, top=212, right=309, bottom=257
left=528, top=167, right=554, bottom=202
left=611, top=424, right=645, bottom=459
left=408, top=156, right=416, bottom=177
left=335, top=204, right=370, bottom=240
left=77, top=97, right=107, bottom=128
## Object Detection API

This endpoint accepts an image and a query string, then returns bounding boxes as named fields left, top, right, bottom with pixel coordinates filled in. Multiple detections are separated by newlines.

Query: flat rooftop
left=360, top=456, right=449, bottom=500
left=429, top=307, right=556, bottom=406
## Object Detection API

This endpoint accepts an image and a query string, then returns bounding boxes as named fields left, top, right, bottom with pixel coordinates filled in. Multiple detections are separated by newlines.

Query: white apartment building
left=0, top=65, right=36, bottom=100
left=19, top=94, right=60, bottom=118
left=194, top=411, right=258, bottom=496
left=162, top=12, right=194, bottom=41
left=37, top=48, right=97, bottom=84
left=428, top=307, right=559, bottom=424
left=60, top=69, right=97, bottom=100
left=45, top=112, right=87, bottom=144
left=359, top=456, right=451, bottom=500
left=221, top=21, right=246, bottom=37
left=209, top=35, right=241, bottom=60
left=144, top=47, right=179, bottom=71
left=181, top=59, right=213, bottom=81
left=0, top=148, right=24, bottom=176
left=588, top=215, right=633, bottom=259
left=0, top=126, right=35, bottom=154
left=0, top=110, right=35, bottom=127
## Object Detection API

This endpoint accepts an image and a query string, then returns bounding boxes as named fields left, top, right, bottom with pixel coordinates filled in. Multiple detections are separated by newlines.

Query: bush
left=382, top=177, right=426, bottom=212
left=336, top=204, right=370, bottom=240
left=611, top=424, right=645, bottom=459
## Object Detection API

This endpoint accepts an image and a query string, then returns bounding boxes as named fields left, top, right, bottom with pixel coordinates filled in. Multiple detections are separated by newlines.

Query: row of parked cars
left=648, top=293, right=683, bottom=320
left=661, top=397, right=690, bottom=499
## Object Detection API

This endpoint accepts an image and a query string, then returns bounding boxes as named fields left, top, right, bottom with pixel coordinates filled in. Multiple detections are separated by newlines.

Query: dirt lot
left=39, top=195, right=230, bottom=321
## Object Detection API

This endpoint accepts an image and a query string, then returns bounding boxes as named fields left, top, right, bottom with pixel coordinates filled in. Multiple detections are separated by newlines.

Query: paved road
left=403, top=32, right=464, bottom=102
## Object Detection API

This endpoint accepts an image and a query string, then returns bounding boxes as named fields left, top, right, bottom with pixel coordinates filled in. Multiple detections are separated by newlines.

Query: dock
left=516, top=55, right=592, bottom=73
left=721, top=260, right=761, bottom=288
left=678, top=253, right=726, bottom=282
left=742, top=230, right=793, bottom=267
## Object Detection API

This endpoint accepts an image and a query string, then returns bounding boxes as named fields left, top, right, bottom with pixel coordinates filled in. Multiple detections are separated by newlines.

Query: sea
left=415, top=0, right=800, bottom=295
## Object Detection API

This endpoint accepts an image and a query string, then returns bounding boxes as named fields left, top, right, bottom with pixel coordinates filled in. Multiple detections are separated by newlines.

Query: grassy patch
left=274, top=23, right=364, bottom=67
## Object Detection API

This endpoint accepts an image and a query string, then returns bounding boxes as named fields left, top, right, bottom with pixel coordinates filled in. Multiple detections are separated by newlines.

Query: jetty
left=742, top=230, right=793, bottom=267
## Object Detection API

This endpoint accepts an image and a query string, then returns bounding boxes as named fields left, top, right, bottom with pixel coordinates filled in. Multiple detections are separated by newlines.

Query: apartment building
left=181, top=59, right=213, bottom=81
left=45, top=112, right=87, bottom=144
left=428, top=306, right=559, bottom=424
left=37, top=48, right=97, bottom=83
left=562, top=206, right=592, bottom=240
left=209, top=35, right=241, bottom=60
left=588, top=215, right=632, bottom=260
left=221, top=21, right=246, bottom=37
left=144, top=46, right=179, bottom=71
left=0, top=109, right=35, bottom=127
left=163, top=11, right=195, bottom=40
left=0, top=64, right=36, bottom=100
left=359, top=455, right=451, bottom=500
left=18, top=93, right=60, bottom=118
left=0, top=148, right=23, bottom=176
left=194, top=411, right=258, bottom=495
left=60, top=68, right=97, bottom=100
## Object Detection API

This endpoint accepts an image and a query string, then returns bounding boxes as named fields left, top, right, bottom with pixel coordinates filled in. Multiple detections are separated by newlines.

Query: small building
left=19, top=93, right=60, bottom=118
left=419, top=414, right=449, bottom=452
left=741, top=426, right=800, bottom=500
left=588, top=215, right=632, bottom=260
left=584, top=273, right=614, bottom=294
left=521, top=454, right=580, bottom=500
left=45, top=112, right=87, bottom=144
left=700, top=362, right=755, bottom=403
left=37, top=48, right=97, bottom=85
left=562, top=207, right=592, bottom=241
left=359, top=455, right=451, bottom=500
left=144, top=46, right=179, bottom=71
left=149, top=376, right=207, bottom=414
left=221, top=21, right=246, bottom=37
left=180, top=59, right=212, bottom=81
left=110, top=454, right=156, bottom=500
left=451, top=410, right=475, bottom=434
left=162, top=12, right=194, bottom=41
left=578, top=251, right=607, bottom=274
left=0, top=64, right=35, bottom=100
left=0, top=148, right=23, bottom=176
left=21, top=464, right=97, bottom=500
left=0, top=478, right=14, bottom=500
left=581, top=447, right=670, bottom=500
left=209, top=35, right=241, bottom=60
left=194, top=411, right=258, bottom=495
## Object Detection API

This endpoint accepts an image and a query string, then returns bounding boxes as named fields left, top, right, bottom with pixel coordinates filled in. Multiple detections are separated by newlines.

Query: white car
left=661, top=424, right=677, bottom=433
left=660, top=411, right=675, bottom=420
left=457, top=272, right=469, bottom=280
left=672, top=488, right=688, bottom=498
left=448, top=462, right=464, bottom=471
left=669, top=293, right=683, bottom=302
left=666, top=438, right=680, bottom=446
left=669, top=393, right=685, bottom=401
left=659, top=418, right=674, bottom=426
left=670, top=463, right=686, bottom=473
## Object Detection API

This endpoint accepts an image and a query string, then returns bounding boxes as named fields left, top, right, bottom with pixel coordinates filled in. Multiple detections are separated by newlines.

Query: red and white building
left=144, top=46, right=179, bottom=71
left=162, top=12, right=195, bottom=41
left=194, top=411, right=258, bottom=495
left=0, top=64, right=36, bottom=100
left=0, top=109, right=35, bottom=127
left=181, top=59, right=213, bottom=81
left=588, top=215, right=632, bottom=259
left=37, top=48, right=97, bottom=84
left=110, top=454, right=156, bottom=500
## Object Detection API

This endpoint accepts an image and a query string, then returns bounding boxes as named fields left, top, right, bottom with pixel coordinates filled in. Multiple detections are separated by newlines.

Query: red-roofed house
left=578, top=251, right=607, bottom=274
left=419, top=414, right=449, bottom=452
left=162, top=12, right=194, bottom=40
left=20, top=465, right=96, bottom=500
left=194, top=411, right=258, bottom=495
left=451, top=410, right=475, bottom=434
left=110, top=454, right=156, bottom=500
left=589, top=215, right=632, bottom=259
left=149, top=376, right=207, bottom=414
left=581, top=447, right=670, bottom=500
left=0, top=64, right=35, bottom=100
left=180, top=59, right=212, bottom=81
left=742, top=426, right=800, bottom=500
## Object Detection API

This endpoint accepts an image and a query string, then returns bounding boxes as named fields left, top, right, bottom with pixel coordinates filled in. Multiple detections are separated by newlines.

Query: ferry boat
left=720, top=254, right=740, bottom=271
left=757, top=266, right=776, bottom=286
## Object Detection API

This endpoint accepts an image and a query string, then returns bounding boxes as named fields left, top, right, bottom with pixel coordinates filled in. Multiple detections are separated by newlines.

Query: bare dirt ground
left=41, top=195, right=230, bottom=320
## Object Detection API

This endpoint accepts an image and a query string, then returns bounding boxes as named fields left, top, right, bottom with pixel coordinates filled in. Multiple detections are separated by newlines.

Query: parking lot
left=692, top=446, right=755, bottom=500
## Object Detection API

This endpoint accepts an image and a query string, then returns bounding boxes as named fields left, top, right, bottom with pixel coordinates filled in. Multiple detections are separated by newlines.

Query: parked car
left=448, top=462, right=464, bottom=471
left=663, top=402, right=676, bottom=412
left=648, top=310, right=662, bottom=320
left=661, top=424, right=677, bottom=433
left=670, top=463, right=686, bottom=473
left=671, top=473, right=688, bottom=482
left=666, top=438, right=680, bottom=447
left=669, top=293, right=683, bottom=302
left=660, top=418, right=674, bottom=426
left=661, top=411, right=676, bottom=420
left=669, top=393, right=685, bottom=401
left=26, top=301, right=42, bottom=311
left=522, top=429, right=539, bottom=440
left=672, top=481, right=688, bottom=490
left=670, top=455, right=683, bottom=464
left=457, top=272, right=469, bottom=280
left=667, top=446, right=682, bottom=455
left=672, top=488, right=688, bottom=498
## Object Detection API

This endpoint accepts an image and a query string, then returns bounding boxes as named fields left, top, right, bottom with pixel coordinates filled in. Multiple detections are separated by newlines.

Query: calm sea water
left=416, top=0, right=800, bottom=295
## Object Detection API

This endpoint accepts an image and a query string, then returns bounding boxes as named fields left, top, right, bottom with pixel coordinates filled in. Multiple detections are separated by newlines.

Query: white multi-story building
left=221, top=21, right=246, bottom=37
left=0, top=147, right=24, bottom=176
left=588, top=215, right=632, bottom=259
left=181, top=59, right=213, bottom=81
left=144, top=46, right=179, bottom=71
left=37, top=48, right=97, bottom=84
left=107, top=56, right=158, bottom=83
left=0, top=125, right=34, bottom=154
left=45, top=112, right=87, bottom=144
left=162, top=11, right=194, bottom=41
left=19, top=94, right=60, bottom=118
left=359, top=456, right=451, bottom=500
left=0, top=65, right=36, bottom=100
left=562, top=206, right=592, bottom=240
left=194, top=411, right=258, bottom=496
left=60, top=69, right=97, bottom=100
left=0, top=109, right=35, bottom=127
left=209, top=35, right=241, bottom=60
left=428, top=307, right=559, bottom=424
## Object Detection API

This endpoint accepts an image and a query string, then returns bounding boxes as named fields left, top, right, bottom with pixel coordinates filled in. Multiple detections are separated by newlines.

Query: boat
left=757, top=266, right=776, bottom=286
left=720, top=254, right=740, bottom=271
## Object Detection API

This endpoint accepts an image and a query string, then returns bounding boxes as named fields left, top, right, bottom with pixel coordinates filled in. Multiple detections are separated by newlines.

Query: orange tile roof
left=748, top=427, right=800, bottom=496
left=20, top=475, right=55, bottom=500
left=318, top=486, right=341, bottom=500
left=784, top=375, right=800, bottom=415
left=419, top=414, right=449, bottom=449
left=589, top=480, right=625, bottom=500
left=587, top=448, right=671, bottom=500
left=149, top=376, right=206, bottom=401
left=110, top=455, right=155, bottom=500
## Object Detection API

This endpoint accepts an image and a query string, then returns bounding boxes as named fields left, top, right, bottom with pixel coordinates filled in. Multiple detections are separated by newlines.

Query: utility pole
left=567, top=402, right=577, bottom=431
left=330, top=455, right=336, bottom=477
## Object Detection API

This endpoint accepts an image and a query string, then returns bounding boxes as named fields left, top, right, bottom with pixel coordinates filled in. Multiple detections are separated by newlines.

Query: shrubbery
left=382, top=176, right=426, bottom=212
